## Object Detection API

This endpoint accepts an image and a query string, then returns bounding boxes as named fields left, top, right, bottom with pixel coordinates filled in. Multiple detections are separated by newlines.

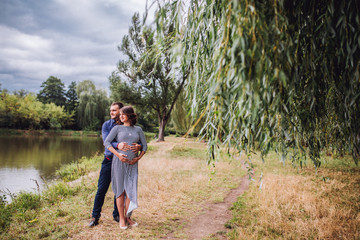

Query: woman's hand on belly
left=115, top=152, right=129, bottom=163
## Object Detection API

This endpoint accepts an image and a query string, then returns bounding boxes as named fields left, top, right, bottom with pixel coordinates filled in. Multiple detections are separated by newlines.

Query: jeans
left=91, top=156, right=119, bottom=219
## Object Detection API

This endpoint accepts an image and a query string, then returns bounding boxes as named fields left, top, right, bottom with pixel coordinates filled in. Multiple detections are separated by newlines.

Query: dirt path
left=68, top=137, right=249, bottom=240
left=160, top=157, right=250, bottom=240
left=185, top=174, right=250, bottom=239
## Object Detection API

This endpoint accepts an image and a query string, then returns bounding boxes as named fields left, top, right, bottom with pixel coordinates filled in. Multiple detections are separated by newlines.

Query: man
left=88, top=102, right=141, bottom=227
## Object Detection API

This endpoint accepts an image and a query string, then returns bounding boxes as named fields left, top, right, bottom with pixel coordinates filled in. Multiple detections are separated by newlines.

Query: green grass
left=43, top=182, right=81, bottom=204
left=0, top=180, right=83, bottom=239
left=320, top=153, right=357, bottom=169
left=0, top=128, right=159, bottom=140
left=144, top=132, right=157, bottom=142
left=0, top=191, right=42, bottom=233
left=56, top=154, right=103, bottom=182
left=170, top=145, right=207, bottom=159
left=11, top=192, right=41, bottom=211
left=146, top=144, right=159, bottom=152
left=0, top=128, right=101, bottom=137
left=0, top=128, right=23, bottom=135
left=0, top=194, right=12, bottom=232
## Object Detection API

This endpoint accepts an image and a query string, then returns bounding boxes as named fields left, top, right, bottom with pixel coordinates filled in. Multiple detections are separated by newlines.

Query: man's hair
left=111, top=102, right=123, bottom=109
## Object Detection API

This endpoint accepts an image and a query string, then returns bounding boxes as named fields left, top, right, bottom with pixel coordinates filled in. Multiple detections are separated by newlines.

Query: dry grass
left=228, top=151, right=360, bottom=240
left=2, top=136, right=245, bottom=239
left=71, top=136, right=245, bottom=239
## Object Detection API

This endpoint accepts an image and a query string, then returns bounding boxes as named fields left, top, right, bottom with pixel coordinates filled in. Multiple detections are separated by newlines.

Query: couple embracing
left=89, top=102, right=147, bottom=230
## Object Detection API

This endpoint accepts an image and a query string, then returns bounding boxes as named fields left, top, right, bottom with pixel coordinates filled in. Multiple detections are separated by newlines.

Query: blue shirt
left=102, top=119, right=119, bottom=158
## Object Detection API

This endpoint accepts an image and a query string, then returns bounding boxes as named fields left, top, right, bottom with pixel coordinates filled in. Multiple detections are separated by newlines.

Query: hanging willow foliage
left=152, top=0, right=360, bottom=166
left=76, top=80, right=109, bottom=130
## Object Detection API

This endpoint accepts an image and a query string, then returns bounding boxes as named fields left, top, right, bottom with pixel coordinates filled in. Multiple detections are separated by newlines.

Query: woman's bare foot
left=126, top=217, right=138, bottom=227
left=119, top=218, right=128, bottom=230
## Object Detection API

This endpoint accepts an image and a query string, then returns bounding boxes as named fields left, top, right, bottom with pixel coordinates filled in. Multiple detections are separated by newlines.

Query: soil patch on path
left=185, top=174, right=250, bottom=240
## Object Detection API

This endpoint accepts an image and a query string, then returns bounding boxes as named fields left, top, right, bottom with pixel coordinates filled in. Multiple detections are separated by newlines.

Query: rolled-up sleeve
left=138, top=127, right=147, bottom=152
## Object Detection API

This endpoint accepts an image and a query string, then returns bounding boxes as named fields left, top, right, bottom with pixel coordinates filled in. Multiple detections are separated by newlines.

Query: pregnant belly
left=118, top=150, right=136, bottom=160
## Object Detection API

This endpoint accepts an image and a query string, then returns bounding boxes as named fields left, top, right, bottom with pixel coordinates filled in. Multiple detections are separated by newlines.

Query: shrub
left=56, top=155, right=102, bottom=182
left=11, top=192, right=41, bottom=211
left=43, top=182, right=79, bottom=204
left=0, top=194, right=12, bottom=232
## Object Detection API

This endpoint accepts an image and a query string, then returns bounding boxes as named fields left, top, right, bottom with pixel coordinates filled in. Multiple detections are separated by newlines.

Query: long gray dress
left=104, top=125, right=147, bottom=217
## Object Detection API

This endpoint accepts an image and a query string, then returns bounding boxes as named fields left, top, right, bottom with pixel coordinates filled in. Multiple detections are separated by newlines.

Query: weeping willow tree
left=76, top=80, right=109, bottom=130
left=152, top=0, right=360, bottom=166
left=171, top=91, right=203, bottom=136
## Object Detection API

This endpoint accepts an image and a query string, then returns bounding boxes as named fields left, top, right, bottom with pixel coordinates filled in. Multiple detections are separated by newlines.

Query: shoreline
left=0, top=128, right=157, bottom=140
left=0, top=128, right=100, bottom=137
left=1, top=136, right=359, bottom=239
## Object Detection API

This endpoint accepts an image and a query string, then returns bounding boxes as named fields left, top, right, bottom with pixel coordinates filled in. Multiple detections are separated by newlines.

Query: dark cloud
left=0, top=0, right=151, bottom=93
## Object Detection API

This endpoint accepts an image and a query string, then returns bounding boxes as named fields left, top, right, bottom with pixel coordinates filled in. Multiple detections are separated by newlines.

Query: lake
left=0, top=135, right=103, bottom=197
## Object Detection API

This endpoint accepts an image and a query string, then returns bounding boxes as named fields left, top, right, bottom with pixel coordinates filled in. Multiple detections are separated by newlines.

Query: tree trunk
left=157, top=117, right=167, bottom=142
left=354, top=131, right=360, bottom=165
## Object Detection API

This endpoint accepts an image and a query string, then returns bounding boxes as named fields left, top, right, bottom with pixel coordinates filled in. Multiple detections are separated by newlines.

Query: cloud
left=0, top=25, right=53, bottom=62
left=0, top=0, right=151, bottom=93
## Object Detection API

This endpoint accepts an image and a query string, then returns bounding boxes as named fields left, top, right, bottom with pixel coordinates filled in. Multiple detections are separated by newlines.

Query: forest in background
left=0, top=76, right=198, bottom=136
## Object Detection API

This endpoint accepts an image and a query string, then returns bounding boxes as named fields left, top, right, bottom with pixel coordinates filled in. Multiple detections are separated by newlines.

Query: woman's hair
left=114, top=114, right=122, bottom=125
left=120, top=106, right=137, bottom=126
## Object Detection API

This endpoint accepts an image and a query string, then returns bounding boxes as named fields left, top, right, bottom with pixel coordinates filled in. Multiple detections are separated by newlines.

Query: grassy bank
left=0, top=128, right=157, bottom=140
left=0, top=128, right=101, bottom=137
left=2, top=136, right=358, bottom=239
left=0, top=136, right=245, bottom=239
left=227, top=152, right=360, bottom=239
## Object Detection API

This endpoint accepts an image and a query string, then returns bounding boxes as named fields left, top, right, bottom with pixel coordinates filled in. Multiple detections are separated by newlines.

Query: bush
left=0, top=194, right=12, bottom=232
left=43, top=182, right=79, bottom=204
left=56, top=155, right=102, bottom=182
left=11, top=192, right=41, bottom=211
left=57, top=161, right=87, bottom=182
left=144, top=132, right=156, bottom=142
left=50, top=118, right=62, bottom=130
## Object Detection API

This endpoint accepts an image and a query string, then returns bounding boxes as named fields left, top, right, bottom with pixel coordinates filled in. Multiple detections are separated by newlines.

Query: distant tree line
left=0, top=77, right=109, bottom=131
left=0, top=92, right=73, bottom=130
left=0, top=75, right=197, bottom=134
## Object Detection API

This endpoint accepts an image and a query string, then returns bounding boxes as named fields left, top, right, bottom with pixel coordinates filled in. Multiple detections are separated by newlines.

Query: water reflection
left=0, top=135, right=103, bottom=195
left=0, top=167, right=44, bottom=194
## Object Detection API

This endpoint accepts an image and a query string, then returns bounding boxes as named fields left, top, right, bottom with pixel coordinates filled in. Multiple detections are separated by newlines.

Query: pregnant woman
left=104, top=106, right=147, bottom=230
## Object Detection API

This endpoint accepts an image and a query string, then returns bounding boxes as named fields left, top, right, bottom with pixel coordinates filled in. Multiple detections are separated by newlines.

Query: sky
left=0, top=0, right=153, bottom=94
